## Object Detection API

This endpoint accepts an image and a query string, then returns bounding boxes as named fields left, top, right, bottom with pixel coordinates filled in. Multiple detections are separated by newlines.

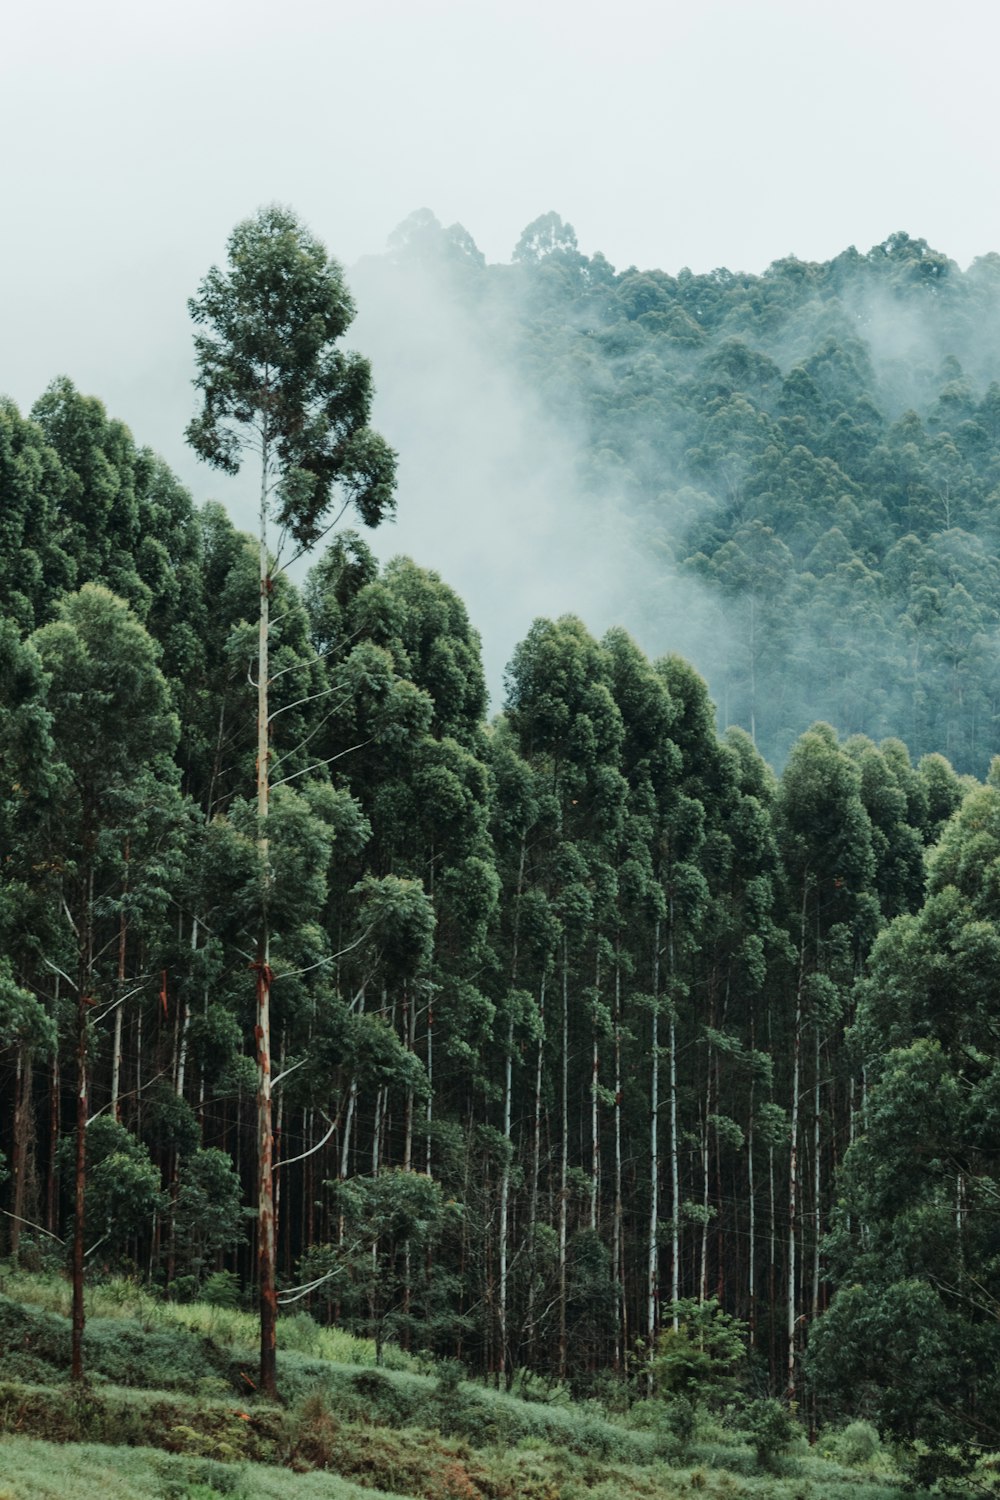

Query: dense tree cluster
left=2, top=217, right=1000, bottom=1468
left=373, top=216, right=1000, bottom=774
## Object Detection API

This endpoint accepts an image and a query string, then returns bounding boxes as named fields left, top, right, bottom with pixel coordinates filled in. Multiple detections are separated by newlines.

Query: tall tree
left=31, top=584, right=180, bottom=1379
left=186, top=204, right=397, bottom=1396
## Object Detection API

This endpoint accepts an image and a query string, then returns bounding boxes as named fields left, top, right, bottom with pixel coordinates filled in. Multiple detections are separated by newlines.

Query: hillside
left=4, top=210, right=1000, bottom=1487
left=357, top=216, right=1000, bottom=773
left=0, top=1275, right=931, bottom=1500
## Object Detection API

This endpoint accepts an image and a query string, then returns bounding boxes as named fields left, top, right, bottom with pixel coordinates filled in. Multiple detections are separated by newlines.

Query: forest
left=3, top=207, right=1000, bottom=1491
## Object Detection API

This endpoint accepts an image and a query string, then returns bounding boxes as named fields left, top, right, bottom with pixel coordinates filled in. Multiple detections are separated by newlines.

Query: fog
left=346, top=235, right=741, bottom=710
left=4, top=0, right=1000, bottom=732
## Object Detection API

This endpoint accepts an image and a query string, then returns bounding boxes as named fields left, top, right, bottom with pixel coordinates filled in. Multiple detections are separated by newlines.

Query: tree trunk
left=748, top=1011, right=757, bottom=1348
left=647, top=917, right=660, bottom=1388
left=787, top=878, right=808, bottom=1402
left=255, top=434, right=278, bottom=1401
left=558, top=937, right=569, bottom=1383
left=613, top=958, right=625, bottom=1372
left=812, top=1028, right=822, bottom=1324
left=10, top=1046, right=32, bottom=1262
left=526, top=971, right=546, bottom=1365
left=71, top=981, right=88, bottom=1376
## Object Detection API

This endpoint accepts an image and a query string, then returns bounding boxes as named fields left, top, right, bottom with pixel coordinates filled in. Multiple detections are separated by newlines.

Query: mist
left=348, top=228, right=724, bottom=712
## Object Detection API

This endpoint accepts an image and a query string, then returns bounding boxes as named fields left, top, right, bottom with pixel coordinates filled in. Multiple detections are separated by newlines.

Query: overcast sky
left=4, top=0, right=1000, bottom=693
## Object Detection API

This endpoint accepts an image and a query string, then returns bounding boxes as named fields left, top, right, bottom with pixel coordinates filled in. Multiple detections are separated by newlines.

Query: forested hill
left=361, top=214, right=1000, bottom=774
left=5, top=209, right=1000, bottom=1475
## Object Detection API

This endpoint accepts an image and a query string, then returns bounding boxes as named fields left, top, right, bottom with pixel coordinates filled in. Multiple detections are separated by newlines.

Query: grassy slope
left=0, top=1273, right=926, bottom=1500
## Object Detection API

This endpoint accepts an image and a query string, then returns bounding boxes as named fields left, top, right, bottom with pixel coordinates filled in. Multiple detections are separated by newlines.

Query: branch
left=269, top=698, right=353, bottom=773
left=277, top=1267, right=339, bottom=1304
left=165, top=900, right=255, bottom=966
left=278, top=498, right=353, bottom=573
left=276, top=1237, right=364, bottom=1304
left=272, top=1056, right=308, bottom=1090
left=270, top=740, right=373, bottom=789
left=1, top=1209, right=64, bottom=1245
left=87, top=1067, right=170, bottom=1124
left=268, top=684, right=350, bottom=725
left=275, top=924, right=374, bottom=980
left=275, top=1110, right=339, bottom=1171
left=44, top=958, right=77, bottom=991
left=91, top=980, right=152, bottom=1027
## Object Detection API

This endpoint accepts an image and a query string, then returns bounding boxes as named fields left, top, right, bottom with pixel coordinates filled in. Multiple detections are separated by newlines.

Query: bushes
left=830, top=1419, right=881, bottom=1467
left=743, top=1398, right=796, bottom=1472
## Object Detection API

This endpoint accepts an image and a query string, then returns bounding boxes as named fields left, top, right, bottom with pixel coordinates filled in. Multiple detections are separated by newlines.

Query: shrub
left=831, top=1418, right=881, bottom=1467
left=202, top=1271, right=241, bottom=1310
left=743, top=1396, right=795, bottom=1472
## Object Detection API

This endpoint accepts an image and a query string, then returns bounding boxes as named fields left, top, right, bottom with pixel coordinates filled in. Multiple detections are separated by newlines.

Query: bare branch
left=45, top=958, right=77, bottom=991
left=271, top=740, right=373, bottom=790
left=1, top=1209, right=64, bottom=1245
left=269, top=698, right=352, bottom=774
left=91, top=980, right=153, bottom=1027
left=276, top=1111, right=339, bottom=1171
left=87, top=1067, right=170, bottom=1124
left=276, top=1238, right=363, bottom=1303
left=275, top=924, right=374, bottom=980
left=279, top=498, right=353, bottom=573
left=272, top=1055, right=308, bottom=1090
left=268, top=684, right=350, bottom=724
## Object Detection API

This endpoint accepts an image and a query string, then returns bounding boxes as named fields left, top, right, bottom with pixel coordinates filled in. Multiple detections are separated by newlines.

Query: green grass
left=0, top=1272, right=418, bottom=1372
left=0, top=1435, right=409, bottom=1500
left=0, top=1270, right=934, bottom=1499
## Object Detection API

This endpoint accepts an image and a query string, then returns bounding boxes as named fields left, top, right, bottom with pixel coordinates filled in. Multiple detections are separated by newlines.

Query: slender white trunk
left=176, top=916, right=198, bottom=1101
left=811, top=1029, right=821, bottom=1322
left=403, top=985, right=415, bottom=1172
left=590, top=950, right=600, bottom=1234
left=558, top=937, right=569, bottom=1382
left=667, top=895, right=680, bottom=1326
left=425, top=999, right=434, bottom=1178
left=748, top=1017, right=756, bottom=1347
left=526, top=972, right=546, bottom=1360
left=499, top=1012, right=513, bottom=1381
left=499, top=835, right=526, bottom=1384
left=700, top=1046, right=712, bottom=1303
left=613, top=956, right=623, bottom=1372
left=255, top=424, right=278, bottom=1397
left=787, top=879, right=808, bottom=1401
left=647, top=919, right=660, bottom=1379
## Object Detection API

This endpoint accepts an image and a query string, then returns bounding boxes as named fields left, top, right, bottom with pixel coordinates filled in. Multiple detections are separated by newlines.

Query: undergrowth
left=0, top=1270, right=931, bottom=1499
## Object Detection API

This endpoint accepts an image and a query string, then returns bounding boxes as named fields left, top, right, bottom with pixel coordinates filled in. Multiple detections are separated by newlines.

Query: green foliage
left=652, top=1300, right=748, bottom=1405
left=55, top=1117, right=165, bottom=1256
left=743, top=1398, right=796, bottom=1472
left=828, top=1420, right=882, bottom=1468
left=186, top=205, right=396, bottom=546
left=174, top=1152, right=244, bottom=1283
left=201, top=1271, right=242, bottom=1310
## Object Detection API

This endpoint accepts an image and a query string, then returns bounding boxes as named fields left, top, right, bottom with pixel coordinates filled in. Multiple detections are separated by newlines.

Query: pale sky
left=4, top=0, right=1000, bottom=693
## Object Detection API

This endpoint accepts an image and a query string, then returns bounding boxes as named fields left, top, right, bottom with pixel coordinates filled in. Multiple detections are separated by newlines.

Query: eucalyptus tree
left=0, top=398, right=73, bottom=630
left=186, top=204, right=396, bottom=1395
left=31, top=584, right=180, bottom=1379
left=774, top=724, right=876, bottom=1399
left=0, top=621, right=60, bottom=1259
left=811, top=767, right=1000, bottom=1453
left=505, top=615, right=628, bottom=1379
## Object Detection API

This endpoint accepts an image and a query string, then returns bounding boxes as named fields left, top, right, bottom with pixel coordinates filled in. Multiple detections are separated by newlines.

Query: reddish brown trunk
left=71, top=990, right=87, bottom=1381
left=257, top=956, right=278, bottom=1399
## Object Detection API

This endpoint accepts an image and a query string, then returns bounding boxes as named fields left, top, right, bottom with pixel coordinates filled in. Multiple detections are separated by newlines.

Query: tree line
left=2, top=209, right=999, bottom=1459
